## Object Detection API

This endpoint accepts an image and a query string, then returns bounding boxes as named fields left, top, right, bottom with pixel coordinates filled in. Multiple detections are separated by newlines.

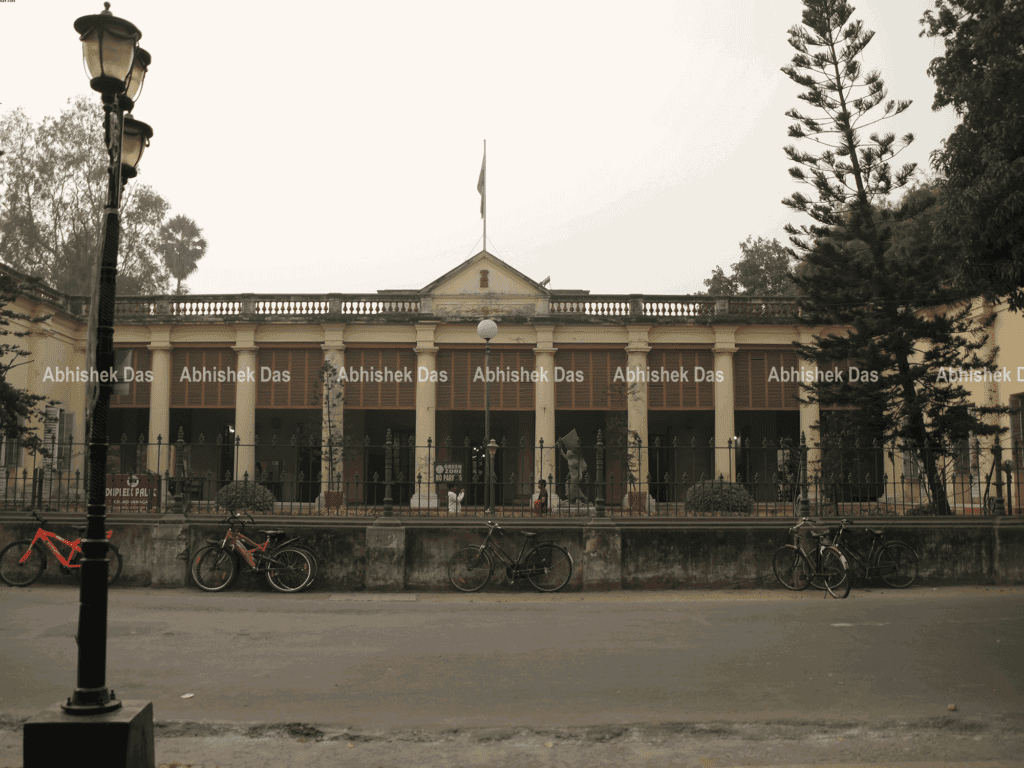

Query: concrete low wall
left=2, top=514, right=1022, bottom=591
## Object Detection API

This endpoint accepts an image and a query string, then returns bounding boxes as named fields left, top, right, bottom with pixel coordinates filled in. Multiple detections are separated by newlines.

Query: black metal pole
left=64, top=92, right=125, bottom=715
left=484, top=339, right=491, bottom=512
left=383, top=429, right=394, bottom=515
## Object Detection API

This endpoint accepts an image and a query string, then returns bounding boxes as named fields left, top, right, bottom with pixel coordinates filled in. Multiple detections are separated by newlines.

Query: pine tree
left=781, top=0, right=1007, bottom=514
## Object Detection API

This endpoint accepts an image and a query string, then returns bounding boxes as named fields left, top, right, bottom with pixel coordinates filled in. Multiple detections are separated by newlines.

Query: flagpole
left=478, top=140, right=486, bottom=252
left=483, top=140, right=486, bottom=252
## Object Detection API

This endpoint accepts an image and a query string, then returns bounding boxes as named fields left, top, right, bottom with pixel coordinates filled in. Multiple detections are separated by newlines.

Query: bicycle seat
left=259, top=530, right=286, bottom=536
left=869, top=529, right=885, bottom=536
left=520, top=531, right=538, bottom=538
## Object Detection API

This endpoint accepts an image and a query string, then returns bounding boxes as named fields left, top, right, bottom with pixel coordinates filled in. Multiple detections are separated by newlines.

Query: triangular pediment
left=420, top=251, right=549, bottom=318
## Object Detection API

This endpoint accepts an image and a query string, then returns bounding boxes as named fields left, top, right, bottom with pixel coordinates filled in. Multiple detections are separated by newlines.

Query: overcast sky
left=1, top=0, right=957, bottom=297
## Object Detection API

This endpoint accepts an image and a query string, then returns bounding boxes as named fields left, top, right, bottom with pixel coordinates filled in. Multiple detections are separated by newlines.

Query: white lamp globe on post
left=476, top=319, right=498, bottom=512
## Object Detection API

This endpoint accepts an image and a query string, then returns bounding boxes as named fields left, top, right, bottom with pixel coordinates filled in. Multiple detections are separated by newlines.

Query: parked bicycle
left=827, top=518, right=919, bottom=588
left=448, top=520, right=573, bottom=593
left=190, top=511, right=317, bottom=593
left=0, top=511, right=122, bottom=588
left=772, top=517, right=850, bottom=598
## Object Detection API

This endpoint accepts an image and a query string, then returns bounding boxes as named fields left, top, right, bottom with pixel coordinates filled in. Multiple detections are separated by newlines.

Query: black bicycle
left=827, top=518, right=919, bottom=588
left=772, top=517, right=851, bottom=598
left=448, top=521, right=573, bottom=593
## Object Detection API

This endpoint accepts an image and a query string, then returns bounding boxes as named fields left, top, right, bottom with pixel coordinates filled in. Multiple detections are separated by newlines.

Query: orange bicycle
left=0, top=512, right=122, bottom=587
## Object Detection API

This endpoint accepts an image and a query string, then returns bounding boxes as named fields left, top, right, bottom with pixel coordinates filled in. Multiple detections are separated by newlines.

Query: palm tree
left=157, top=215, right=207, bottom=295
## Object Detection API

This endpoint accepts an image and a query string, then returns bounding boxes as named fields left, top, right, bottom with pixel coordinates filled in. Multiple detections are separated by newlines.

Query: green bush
left=684, top=481, right=754, bottom=515
left=216, top=480, right=277, bottom=513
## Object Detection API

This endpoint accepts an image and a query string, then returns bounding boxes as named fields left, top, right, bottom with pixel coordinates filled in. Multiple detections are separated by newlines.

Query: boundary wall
left=1, top=515, right=1022, bottom=591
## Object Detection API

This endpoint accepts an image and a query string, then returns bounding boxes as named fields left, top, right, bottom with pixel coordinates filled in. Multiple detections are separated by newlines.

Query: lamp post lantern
left=68, top=1, right=150, bottom=716
left=476, top=319, right=498, bottom=512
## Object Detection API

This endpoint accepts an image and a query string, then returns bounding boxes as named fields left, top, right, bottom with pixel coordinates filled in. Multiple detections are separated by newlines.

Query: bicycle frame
left=20, top=527, right=114, bottom=570
left=476, top=525, right=533, bottom=571
left=218, top=528, right=273, bottom=570
left=828, top=521, right=886, bottom=579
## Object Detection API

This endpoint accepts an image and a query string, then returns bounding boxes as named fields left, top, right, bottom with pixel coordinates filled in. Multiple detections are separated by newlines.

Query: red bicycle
left=0, top=512, right=123, bottom=587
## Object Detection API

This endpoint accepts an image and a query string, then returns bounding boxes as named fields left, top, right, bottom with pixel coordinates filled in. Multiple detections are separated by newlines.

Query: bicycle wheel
left=265, top=547, right=315, bottom=593
left=524, top=544, right=572, bottom=592
left=447, top=547, right=493, bottom=592
left=0, top=540, right=45, bottom=587
left=294, top=547, right=319, bottom=588
left=191, top=545, right=238, bottom=592
left=772, top=545, right=812, bottom=591
left=72, top=543, right=124, bottom=586
left=816, top=546, right=851, bottom=598
left=876, top=541, right=918, bottom=588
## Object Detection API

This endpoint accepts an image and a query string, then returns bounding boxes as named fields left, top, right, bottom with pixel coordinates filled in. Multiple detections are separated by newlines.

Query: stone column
left=534, top=324, right=557, bottom=499
left=411, top=321, right=439, bottom=510
left=146, top=331, right=172, bottom=479
left=233, top=327, right=258, bottom=484
left=713, top=328, right=737, bottom=480
left=625, top=326, right=651, bottom=510
left=321, top=331, right=345, bottom=512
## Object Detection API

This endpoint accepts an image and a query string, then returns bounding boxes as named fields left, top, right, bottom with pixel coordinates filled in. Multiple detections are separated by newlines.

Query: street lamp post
left=25, top=5, right=155, bottom=765
left=476, top=319, right=498, bottom=512
left=69, top=0, right=153, bottom=717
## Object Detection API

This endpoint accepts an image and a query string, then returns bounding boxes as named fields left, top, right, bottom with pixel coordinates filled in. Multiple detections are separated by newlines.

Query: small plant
left=685, top=480, right=754, bottom=515
left=216, top=480, right=276, bottom=513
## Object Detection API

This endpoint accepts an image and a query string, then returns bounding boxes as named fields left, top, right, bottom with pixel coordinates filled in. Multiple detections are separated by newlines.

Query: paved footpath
left=1, top=586, right=1022, bottom=767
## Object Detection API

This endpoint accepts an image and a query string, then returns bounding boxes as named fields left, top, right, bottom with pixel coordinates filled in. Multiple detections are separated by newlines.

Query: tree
left=921, top=1, right=1024, bottom=309
left=781, top=0, right=1007, bottom=514
left=0, top=272, right=55, bottom=455
left=157, top=215, right=208, bottom=295
left=0, top=97, right=189, bottom=296
left=703, top=236, right=799, bottom=296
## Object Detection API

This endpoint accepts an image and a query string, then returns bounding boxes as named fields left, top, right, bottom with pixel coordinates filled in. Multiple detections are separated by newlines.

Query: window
left=43, top=406, right=75, bottom=473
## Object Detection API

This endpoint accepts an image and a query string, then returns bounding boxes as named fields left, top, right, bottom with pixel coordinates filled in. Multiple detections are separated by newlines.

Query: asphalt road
left=1, top=585, right=1023, bottom=767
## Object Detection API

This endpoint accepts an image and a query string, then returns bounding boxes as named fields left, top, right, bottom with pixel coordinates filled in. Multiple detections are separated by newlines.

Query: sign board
left=433, top=462, right=463, bottom=484
left=105, top=473, right=160, bottom=511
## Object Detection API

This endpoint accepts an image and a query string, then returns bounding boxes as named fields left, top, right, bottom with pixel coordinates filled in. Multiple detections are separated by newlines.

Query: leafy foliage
left=684, top=481, right=754, bottom=515
left=921, top=0, right=1024, bottom=309
left=782, top=1, right=1008, bottom=515
left=703, top=236, right=799, bottom=296
left=216, top=480, right=277, bottom=513
left=0, top=98, right=200, bottom=296
left=0, top=272, right=55, bottom=455
left=156, top=214, right=207, bottom=295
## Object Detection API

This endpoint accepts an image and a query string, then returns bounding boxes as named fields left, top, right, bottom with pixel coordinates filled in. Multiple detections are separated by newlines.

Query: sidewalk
left=4, top=715, right=1024, bottom=768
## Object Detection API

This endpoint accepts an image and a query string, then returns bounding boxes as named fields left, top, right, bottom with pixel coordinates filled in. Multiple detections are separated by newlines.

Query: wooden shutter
left=646, top=348, right=715, bottom=410
left=435, top=348, right=535, bottom=411
left=343, top=348, right=417, bottom=409
left=111, top=348, right=152, bottom=408
left=555, top=349, right=627, bottom=410
left=170, top=348, right=238, bottom=408
left=256, top=348, right=323, bottom=408
left=733, top=349, right=800, bottom=410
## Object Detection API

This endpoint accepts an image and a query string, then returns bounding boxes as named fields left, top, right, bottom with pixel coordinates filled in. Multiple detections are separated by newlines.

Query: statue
left=557, top=430, right=589, bottom=504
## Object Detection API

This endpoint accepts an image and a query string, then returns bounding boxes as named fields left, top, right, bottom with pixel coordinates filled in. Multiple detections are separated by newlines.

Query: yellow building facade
left=4, top=253, right=1023, bottom=515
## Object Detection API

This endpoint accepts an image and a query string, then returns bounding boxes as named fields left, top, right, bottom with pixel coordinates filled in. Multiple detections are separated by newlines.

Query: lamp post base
left=24, top=700, right=155, bottom=768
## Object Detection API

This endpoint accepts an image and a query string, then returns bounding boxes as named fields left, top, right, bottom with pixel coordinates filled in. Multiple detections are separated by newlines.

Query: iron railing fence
left=2, top=432, right=1020, bottom=518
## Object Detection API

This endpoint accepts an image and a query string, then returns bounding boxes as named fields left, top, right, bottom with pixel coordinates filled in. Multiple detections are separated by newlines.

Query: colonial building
left=4, top=253, right=1022, bottom=513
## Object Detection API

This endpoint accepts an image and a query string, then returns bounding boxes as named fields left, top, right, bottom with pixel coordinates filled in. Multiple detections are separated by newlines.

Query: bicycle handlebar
left=221, top=511, right=256, bottom=528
